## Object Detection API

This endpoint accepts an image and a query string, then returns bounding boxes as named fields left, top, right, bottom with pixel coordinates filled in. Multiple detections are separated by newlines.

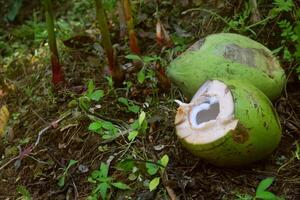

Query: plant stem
left=117, top=0, right=127, bottom=38
left=249, top=0, right=261, bottom=23
left=123, top=0, right=140, bottom=54
left=43, top=0, right=64, bottom=85
left=94, top=0, right=124, bottom=85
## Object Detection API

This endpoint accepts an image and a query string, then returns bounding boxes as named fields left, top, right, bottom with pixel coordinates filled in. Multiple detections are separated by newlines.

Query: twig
left=85, top=109, right=129, bottom=128
left=33, top=111, right=71, bottom=149
left=182, top=8, right=229, bottom=26
left=71, top=177, right=79, bottom=200
left=0, top=111, right=71, bottom=171
left=165, top=185, right=177, bottom=200
left=31, top=109, right=48, bottom=123
left=0, top=156, right=19, bottom=171
left=162, top=169, right=178, bottom=200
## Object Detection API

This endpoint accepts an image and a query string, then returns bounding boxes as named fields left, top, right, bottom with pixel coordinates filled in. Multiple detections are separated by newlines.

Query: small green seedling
left=116, top=154, right=169, bottom=192
left=88, top=119, right=119, bottom=140
left=235, top=177, right=283, bottom=200
left=125, top=54, right=161, bottom=84
left=146, top=154, right=169, bottom=192
left=58, top=159, right=78, bottom=187
left=254, top=177, right=282, bottom=200
left=16, top=185, right=32, bottom=200
left=105, top=76, right=114, bottom=91
left=78, top=80, right=104, bottom=110
left=88, top=162, right=130, bottom=200
left=117, top=97, right=140, bottom=114
left=127, top=111, right=147, bottom=141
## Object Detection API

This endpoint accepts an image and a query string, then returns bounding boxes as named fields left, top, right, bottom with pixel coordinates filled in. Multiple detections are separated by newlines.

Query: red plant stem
left=43, top=0, right=64, bottom=85
left=155, top=62, right=171, bottom=91
left=94, top=0, right=124, bottom=85
left=123, top=0, right=140, bottom=54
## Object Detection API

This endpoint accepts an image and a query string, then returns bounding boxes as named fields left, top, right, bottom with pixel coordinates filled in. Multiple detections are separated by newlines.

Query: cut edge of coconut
left=175, top=80, right=239, bottom=144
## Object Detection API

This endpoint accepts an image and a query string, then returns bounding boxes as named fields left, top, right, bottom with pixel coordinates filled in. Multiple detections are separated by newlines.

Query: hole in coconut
left=196, top=102, right=220, bottom=124
left=189, top=97, right=220, bottom=128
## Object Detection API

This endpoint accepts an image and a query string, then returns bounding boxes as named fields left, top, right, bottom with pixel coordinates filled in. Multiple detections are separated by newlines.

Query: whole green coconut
left=175, top=79, right=281, bottom=166
left=167, top=33, right=286, bottom=101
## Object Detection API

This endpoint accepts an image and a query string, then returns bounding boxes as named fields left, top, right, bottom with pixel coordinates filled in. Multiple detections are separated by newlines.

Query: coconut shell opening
left=176, top=80, right=238, bottom=144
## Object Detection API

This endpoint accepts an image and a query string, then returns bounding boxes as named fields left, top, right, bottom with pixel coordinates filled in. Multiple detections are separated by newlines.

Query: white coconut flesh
left=175, top=80, right=239, bottom=145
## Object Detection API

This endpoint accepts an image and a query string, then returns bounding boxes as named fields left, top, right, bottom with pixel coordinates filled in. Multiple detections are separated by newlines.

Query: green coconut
left=175, top=79, right=281, bottom=166
left=167, top=33, right=286, bottom=101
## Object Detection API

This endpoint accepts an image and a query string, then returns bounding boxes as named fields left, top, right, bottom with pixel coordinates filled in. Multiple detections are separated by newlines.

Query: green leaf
left=58, top=176, right=65, bottom=187
left=146, top=162, right=159, bottom=175
left=137, top=69, right=145, bottom=84
left=118, top=97, right=129, bottom=106
left=89, top=90, right=104, bottom=101
left=159, top=154, right=169, bottom=168
left=255, top=191, right=278, bottom=199
left=130, top=120, right=140, bottom=130
left=105, top=76, right=114, bottom=89
left=149, top=177, right=160, bottom=191
left=98, top=176, right=113, bottom=183
left=138, top=111, right=146, bottom=126
left=256, top=177, right=275, bottom=193
left=79, top=96, right=90, bottom=110
left=139, top=119, right=148, bottom=133
left=125, top=54, right=142, bottom=61
left=88, top=121, right=102, bottom=132
left=91, top=170, right=101, bottom=180
left=128, top=105, right=140, bottom=114
left=116, top=160, right=135, bottom=172
left=128, top=130, right=139, bottom=141
left=16, top=185, right=32, bottom=200
left=143, top=55, right=161, bottom=63
left=102, top=134, right=116, bottom=140
left=99, top=162, right=109, bottom=178
left=66, top=159, right=78, bottom=171
left=111, top=182, right=131, bottom=190
left=87, top=80, right=95, bottom=94
left=101, top=120, right=115, bottom=131
left=273, top=0, right=294, bottom=12
left=98, top=182, right=110, bottom=200
left=87, top=177, right=97, bottom=183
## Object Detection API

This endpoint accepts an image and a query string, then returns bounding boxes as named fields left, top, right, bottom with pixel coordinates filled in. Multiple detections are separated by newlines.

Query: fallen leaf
left=0, top=89, right=7, bottom=98
left=0, top=105, right=10, bottom=138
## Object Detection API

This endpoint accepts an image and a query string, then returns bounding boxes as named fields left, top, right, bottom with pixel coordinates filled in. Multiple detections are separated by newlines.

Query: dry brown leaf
left=0, top=89, right=7, bottom=98
left=0, top=105, right=10, bottom=138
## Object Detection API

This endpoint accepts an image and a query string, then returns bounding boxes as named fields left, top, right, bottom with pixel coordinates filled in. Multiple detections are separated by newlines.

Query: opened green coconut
left=175, top=79, right=281, bottom=166
left=167, top=33, right=286, bottom=101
